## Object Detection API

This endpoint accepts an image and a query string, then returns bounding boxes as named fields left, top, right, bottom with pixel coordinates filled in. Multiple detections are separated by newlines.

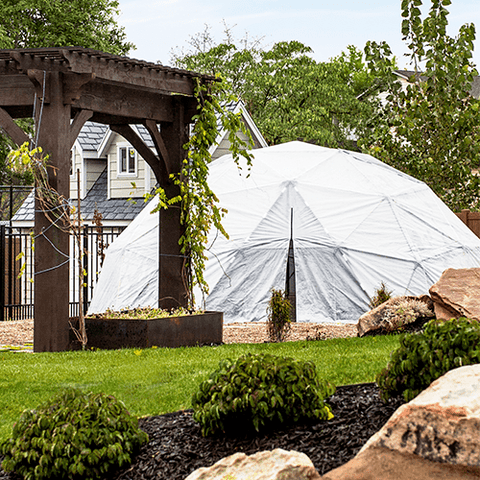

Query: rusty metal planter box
left=68, top=311, right=223, bottom=350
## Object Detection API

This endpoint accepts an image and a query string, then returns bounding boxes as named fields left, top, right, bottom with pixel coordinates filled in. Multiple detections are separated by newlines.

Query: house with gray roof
left=12, top=100, right=267, bottom=227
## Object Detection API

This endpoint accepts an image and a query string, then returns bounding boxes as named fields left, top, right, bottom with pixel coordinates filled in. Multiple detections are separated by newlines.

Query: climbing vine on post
left=151, top=76, right=254, bottom=307
left=7, top=143, right=88, bottom=348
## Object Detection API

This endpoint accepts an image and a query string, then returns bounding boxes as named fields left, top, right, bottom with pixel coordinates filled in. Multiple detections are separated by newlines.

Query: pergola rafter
left=0, top=47, right=214, bottom=352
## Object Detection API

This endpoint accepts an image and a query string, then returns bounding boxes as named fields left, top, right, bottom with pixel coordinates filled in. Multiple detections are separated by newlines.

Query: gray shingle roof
left=11, top=190, right=34, bottom=222
left=471, top=77, right=480, bottom=99
left=135, top=124, right=155, bottom=148
left=78, top=168, right=147, bottom=221
left=76, top=122, right=109, bottom=151
left=396, top=70, right=480, bottom=99
left=11, top=169, right=147, bottom=223
left=76, top=122, right=154, bottom=152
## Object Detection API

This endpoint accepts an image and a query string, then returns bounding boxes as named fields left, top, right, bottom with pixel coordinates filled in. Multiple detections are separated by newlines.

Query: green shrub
left=266, top=288, right=292, bottom=342
left=192, top=353, right=335, bottom=436
left=368, top=281, right=393, bottom=309
left=0, top=389, right=148, bottom=480
left=376, top=318, right=480, bottom=402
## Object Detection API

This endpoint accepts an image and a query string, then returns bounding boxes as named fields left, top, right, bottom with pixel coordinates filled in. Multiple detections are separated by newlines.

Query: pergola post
left=0, top=47, right=212, bottom=351
left=158, top=99, right=190, bottom=310
left=33, top=72, right=71, bottom=352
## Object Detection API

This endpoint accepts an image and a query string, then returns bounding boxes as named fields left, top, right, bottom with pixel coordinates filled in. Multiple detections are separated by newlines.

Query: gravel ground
left=0, top=320, right=358, bottom=348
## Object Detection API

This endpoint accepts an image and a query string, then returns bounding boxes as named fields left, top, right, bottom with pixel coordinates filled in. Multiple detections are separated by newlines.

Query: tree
left=172, top=26, right=380, bottom=149
left=0, top=0, right=135, bottom=185
left=361, top=0, right=480, bottom=211
left=0, top=0, right=134, bottom=54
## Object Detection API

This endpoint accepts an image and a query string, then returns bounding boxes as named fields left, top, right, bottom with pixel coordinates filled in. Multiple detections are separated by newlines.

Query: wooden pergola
left=0, top=47, right=213, bottom=352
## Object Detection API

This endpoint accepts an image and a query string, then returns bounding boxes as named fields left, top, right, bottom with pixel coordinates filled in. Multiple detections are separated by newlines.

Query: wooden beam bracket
left=110, top=124, right=170, bottom=186
left=144, top=119, right=171, bottom=177
left=63, top=72, right=96, bottom=105
left=0, top=106, right=31, bottom=147
left=27, top=69, right=50, bottom=103
left=69, top=109, right=93, bottom=149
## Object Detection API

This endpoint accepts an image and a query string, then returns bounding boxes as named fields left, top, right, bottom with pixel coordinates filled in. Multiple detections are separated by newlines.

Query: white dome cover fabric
left=88, top=141, right=480, bottom=323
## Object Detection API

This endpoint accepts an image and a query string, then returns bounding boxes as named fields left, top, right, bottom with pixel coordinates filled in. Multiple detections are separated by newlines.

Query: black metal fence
left=0, top=186, right=32, bottom=223
left=1, top=225, right=124, bottom=321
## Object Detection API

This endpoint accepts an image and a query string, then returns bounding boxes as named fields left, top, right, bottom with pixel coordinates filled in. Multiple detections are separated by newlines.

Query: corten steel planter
left=68, top=311, right=223, bottom=350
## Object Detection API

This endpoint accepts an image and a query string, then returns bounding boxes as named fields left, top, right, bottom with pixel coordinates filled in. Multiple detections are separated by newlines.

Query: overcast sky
left=117, top=0, right=480, bottom=69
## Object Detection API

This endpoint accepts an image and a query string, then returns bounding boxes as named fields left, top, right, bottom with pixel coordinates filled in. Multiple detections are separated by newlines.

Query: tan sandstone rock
left=357, top=295, right=433, bottom=337
left=322, top=446, right=480, bottom=480
left=184, top=448, right=321, bottom=480
left=429, top=268, right=480, bottom=321
left=322, top=364, right=480, bottom=480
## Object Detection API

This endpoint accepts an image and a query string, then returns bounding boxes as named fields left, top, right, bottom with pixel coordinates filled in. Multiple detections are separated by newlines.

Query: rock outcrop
left=185, top=366, right=480, bottom=480
left=429, top=268, right=480, bottom=321
left=322, top=364, right=480, bottom=480
left=357, top=295, right=433, bottom=337
left=184, top=448, right=321, bottom=480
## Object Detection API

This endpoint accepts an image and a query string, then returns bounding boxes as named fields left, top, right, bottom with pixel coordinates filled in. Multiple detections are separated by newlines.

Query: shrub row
left=3, top=316, right=479, bottom=479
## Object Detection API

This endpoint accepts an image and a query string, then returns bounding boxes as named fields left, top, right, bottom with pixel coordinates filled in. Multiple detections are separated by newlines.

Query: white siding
left=212, top=130, right=254, bottom=161
left=107, top=133, right=151, bottom=199
left=70, top=147, right=83, bottom=199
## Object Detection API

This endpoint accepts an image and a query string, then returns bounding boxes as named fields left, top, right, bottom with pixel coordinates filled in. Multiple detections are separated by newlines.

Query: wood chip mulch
left=0, top=384, right=405, bottom=480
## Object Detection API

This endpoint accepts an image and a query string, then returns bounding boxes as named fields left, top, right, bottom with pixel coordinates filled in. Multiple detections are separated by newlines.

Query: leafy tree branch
left=361, top=0, right=480, bottom=211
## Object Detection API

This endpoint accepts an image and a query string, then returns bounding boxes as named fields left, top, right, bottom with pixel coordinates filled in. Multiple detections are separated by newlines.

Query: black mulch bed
left=0, top=383, right=405, bottom=480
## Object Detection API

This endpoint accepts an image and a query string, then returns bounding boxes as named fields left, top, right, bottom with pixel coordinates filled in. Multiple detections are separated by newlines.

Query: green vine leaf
left=151, top=77, right=254, bottom=307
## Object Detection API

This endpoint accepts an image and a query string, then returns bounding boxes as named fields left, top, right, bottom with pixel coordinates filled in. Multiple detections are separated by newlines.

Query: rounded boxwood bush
left=192, top=352, right=335, bottom=436
left=376, top=317, right=480, bottom=402
left=0, top=389, right=148, bottom=480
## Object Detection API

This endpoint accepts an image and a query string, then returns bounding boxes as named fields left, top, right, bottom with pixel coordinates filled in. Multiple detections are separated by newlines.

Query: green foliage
left=151, top=77, right=253, bottom=305
left=0, top=0, right=134, bottom=54
left=376, top=318, right=480, bottom=402
left=0, top=389, right=148, bottom=480
left=191, top=352, right=335, bottom=436
left=89, top=306, right=204, bottom=320
left=362, top=0, right=480, bottom=211
left=368, top=282, right=393, bottom=309
left=266, top=288, right=292, bottom=342
left=172, top=25, right=381, bottom=148
left=0, top=0, right=135, bottom=186
left=0, top=119, right=35, bottom=185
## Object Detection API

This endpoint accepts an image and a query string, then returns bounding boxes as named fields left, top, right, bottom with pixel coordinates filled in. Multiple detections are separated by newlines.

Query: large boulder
left=429, top=268, right=480, bottom=321
left=185, top=448, right=321, bottom=480
left=321, top=447, right=480, bottom=480
left=322, top=365, right=480, bottom=480
left=357, top=295, right=434, bottom=337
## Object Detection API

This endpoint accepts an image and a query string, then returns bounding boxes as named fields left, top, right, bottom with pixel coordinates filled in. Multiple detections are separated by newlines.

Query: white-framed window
left=117, top=145, right=137, bottom=176
left=70, top=146, right=76, bottom=178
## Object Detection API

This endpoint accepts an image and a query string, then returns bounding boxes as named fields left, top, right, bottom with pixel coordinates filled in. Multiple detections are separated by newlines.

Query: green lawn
left=0, top=335, right=400, bottom=443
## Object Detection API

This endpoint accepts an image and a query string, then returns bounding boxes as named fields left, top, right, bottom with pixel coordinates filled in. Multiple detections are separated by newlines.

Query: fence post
left=0, top=225, right=5, bottom=322
left=9, top=186, right=13, bottom=225
left=83, top=226, right=89, bottom=315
